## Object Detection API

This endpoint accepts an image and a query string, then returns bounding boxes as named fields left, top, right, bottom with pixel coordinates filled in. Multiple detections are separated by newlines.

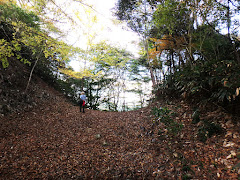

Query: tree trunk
left=25, top=49, right=42, bottom=93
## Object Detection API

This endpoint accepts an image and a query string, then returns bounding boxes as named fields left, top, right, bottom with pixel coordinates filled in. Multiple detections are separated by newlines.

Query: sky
left=48, top=0, right=141, bottom=71
left=82, top=0, right=140, bottom=52
left=62, top=0, right=141, bottom=71
left=54, top=0, right=152, bottom=109
left=99, top=2, right=140, bottom=50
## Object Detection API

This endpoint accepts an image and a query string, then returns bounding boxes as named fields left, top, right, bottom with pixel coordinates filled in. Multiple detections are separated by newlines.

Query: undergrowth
left=197, top=119, right=224, bottom=142
left=152, top=107, right=183, bottom=137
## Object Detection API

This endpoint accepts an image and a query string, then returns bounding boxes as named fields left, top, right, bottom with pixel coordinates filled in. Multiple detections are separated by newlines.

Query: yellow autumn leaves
left=148, top=35, right=186, bottom=67
left=60, top=68, right=103, bottom=79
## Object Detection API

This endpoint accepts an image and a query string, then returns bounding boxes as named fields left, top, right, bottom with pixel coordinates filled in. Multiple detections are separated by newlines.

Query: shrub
left=197, top=120, right=224, bottom=142
left=152, top=107, right=183, bottom=136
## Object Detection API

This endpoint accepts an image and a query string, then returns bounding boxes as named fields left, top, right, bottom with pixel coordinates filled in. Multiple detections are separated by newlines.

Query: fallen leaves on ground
left=1, top=90, right=240, bottom=179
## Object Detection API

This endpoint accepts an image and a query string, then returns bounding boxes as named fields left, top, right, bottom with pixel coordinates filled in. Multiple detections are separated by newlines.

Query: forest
left=0, top=0, right=240, bottom=179
left=1, top=0, right=240, bottom=113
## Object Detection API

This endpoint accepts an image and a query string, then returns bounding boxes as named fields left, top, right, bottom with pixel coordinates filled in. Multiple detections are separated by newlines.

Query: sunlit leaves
left=0, top=2, right=40, bottom=28
left=60, top=68, right=103, bottom=79
left=148, top=35, right=186, bottom=67
left=90, top=42, right=131, bottom=69
left=0, top=1, right=76, bottom=76
left=152, top=0, right=191, bottom=36
left=0, top=39, right=12, bottom=68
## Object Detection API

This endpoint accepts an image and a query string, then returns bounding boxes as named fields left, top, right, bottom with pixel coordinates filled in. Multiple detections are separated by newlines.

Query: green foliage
left=152, top=0, right=191, bottom=36
left=115, top=0, right=240, bottom=114
left=152, top=107, right=183, bottom=136
left=83, top=42, right=137, bottom=111
left=197, top=120, right=223, bottom=142
left=176, top=59, right=240, bottom=104
left=115, top=0, right=240, bottom=115
left=193, top=25, right=235, bottom=61
left=90, top=42, right=131, bottom=69
left=0, top=3, right=40, bottom=29
left=85, top=77, right=116, bottom=110
left=154, top=24, right=240, bottom=113
left=0, top=2, right=82, bottom=107
left=0, top=3, right=40, bottom=67
left=115, top=0, right=149, bottom=34
left=0, top=2, right=75, bottom=68
left=0, top=1, right=148, bottom=111
left=0, top=39, right=13, bottom=68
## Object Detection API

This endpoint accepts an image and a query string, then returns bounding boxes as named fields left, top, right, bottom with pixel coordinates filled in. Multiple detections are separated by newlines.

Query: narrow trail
left=1, top=88, right=240, bottom=179
left=0, top=92, right=156, bottom=179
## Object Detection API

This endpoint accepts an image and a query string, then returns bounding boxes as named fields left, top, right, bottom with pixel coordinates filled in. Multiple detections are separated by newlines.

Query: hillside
left=0, top=62, right=240, bottom=179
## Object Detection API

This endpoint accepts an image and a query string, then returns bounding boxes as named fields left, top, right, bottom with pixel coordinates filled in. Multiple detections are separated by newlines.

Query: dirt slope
left=0, top=79, right=240, bottom=179
left=0, top=61, right=240, bottom=179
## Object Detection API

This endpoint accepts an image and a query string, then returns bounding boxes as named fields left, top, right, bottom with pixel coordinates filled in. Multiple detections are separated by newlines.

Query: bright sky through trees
left=88, top=0, right=140, bottom=51
left=64, top=0, right=141, bottom=71
left=60, top=0, right=149, bottom=110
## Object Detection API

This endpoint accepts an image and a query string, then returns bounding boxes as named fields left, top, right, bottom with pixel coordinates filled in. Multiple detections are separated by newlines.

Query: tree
left=0, top=2, right=77, bottom=94
left=151, top=0, right=240, bottom=114
left=88, top=42, right=132, bottom=111
left=60, top=41, right=134, bottom=111
left=115, top=0, right=240, bottom=114
left=115, top=0, right=159, bottom=87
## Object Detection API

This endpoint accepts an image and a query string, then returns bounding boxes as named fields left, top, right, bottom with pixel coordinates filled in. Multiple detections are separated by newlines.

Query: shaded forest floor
left=1, top=80, right=240, bottom=179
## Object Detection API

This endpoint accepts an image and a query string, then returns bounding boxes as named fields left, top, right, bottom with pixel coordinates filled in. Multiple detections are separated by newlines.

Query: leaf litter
left=0, top=89, right=240, bottom=179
